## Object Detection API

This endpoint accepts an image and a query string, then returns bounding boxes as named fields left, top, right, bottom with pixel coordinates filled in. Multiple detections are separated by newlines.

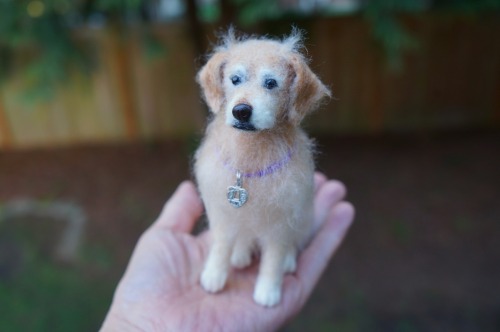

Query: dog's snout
left=232, top=104, right=253, bottom=123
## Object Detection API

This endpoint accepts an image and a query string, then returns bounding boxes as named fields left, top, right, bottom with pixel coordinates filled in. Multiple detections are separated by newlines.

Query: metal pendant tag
left=227, top=171, right=248, bottom=208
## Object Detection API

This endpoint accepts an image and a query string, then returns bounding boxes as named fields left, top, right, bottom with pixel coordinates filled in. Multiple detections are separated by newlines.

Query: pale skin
left=101, top=173, right=354, bottom=332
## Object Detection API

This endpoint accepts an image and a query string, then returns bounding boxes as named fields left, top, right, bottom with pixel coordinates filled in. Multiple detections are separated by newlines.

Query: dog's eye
left=231, top=75, right=242, bottom=86
left=264, top=78, right=278, bottom=90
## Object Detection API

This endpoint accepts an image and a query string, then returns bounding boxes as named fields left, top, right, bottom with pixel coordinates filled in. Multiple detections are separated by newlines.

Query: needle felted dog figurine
left=194, top=29, right=331, bottom=307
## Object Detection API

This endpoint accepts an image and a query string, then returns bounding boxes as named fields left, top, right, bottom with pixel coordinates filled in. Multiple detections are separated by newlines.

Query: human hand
left=101, top=173, right=354, bottom=332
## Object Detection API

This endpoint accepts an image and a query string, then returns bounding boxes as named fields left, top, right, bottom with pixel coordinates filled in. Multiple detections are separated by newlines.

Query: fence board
left=0, top=95, right=12, bottom=148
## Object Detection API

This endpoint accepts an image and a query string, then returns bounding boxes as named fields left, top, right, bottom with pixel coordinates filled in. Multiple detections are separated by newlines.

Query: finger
left=297, top=201, right=354, bottom=296
left=314, top=172, right=327, bottom=193
left=312, top=180, right=346, bottom=234
left=152, top=181, right=204, bottom=233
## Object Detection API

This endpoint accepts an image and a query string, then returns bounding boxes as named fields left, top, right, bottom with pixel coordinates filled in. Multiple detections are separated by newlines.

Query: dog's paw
left=253, top=280, right=281, bottom=307
left=283, top=253, right=297, bottom=273
left=230, top=249, right=252, bottom=269
left=200, top=267, right=227, bottom=293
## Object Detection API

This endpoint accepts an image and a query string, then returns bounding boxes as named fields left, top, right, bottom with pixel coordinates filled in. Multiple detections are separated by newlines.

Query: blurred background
left=0, top=0, right=499, bottom=331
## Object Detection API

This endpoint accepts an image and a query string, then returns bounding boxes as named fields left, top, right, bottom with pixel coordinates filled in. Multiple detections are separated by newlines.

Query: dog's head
left=197, top=29, right=331, bottom=131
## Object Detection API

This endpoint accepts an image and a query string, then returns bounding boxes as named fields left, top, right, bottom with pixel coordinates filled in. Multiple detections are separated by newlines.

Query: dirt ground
left=1, top=130, right=499, bottom=331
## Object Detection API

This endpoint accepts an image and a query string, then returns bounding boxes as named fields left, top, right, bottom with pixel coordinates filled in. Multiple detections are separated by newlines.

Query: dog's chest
left=195, top=143, right=312, bottom=216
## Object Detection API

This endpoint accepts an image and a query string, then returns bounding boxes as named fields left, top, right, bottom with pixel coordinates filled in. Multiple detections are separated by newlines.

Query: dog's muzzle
left=232, top=103, right=256, bottom=131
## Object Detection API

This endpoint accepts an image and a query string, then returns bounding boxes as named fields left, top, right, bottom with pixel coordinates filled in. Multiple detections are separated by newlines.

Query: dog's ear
left=197, top=51, right=227, bottom=113
left=288, top=53, right=331, bottom=125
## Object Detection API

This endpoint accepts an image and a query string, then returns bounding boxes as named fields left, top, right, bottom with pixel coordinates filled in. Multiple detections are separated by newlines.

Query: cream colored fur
left=194, top=29, right=331, bottom=307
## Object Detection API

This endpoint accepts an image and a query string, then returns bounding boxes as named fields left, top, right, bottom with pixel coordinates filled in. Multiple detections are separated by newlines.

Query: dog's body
left=194, top=30, right=330, bottom=307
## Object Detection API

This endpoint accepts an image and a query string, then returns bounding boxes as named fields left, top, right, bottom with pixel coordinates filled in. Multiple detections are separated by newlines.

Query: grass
left=0, top=218, right=116, bottom=331
left=388, top=219, right=414, bottom=246
left=0, top=249, right=114, bottom=331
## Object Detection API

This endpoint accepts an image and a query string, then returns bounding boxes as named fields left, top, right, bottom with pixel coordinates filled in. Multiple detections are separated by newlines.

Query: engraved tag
left=227, top=171, right=248, bottom=208
left=227, top=185, right=248, bottom=208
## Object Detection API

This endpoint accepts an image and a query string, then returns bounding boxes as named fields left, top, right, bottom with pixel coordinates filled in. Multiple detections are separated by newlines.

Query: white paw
left=200, top=267, right=227, bottom=293
left=230, top=250, right=252, bottom=269
left=253, top=280, right=281, bottom=307
left=283, top=253, right=297, bottom=273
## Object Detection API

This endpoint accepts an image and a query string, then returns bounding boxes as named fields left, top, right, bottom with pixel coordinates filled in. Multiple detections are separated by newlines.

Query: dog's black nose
left=232, top=104, right=253, bottom=123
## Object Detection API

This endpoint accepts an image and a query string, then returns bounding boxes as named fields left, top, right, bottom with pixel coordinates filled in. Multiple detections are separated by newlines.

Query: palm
left=102, top=176, right=353, bottom=332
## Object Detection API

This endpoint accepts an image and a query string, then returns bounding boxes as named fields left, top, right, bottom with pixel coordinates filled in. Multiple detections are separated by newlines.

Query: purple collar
left=219, top=147, right=294, bottom=179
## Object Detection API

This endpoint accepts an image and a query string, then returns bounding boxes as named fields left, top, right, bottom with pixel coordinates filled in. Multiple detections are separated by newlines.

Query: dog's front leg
left=253, top=243, right=292, bottom=307
left=201, top=236, right=233, bottom=293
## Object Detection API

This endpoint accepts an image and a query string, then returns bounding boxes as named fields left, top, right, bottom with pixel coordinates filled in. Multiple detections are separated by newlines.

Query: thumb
left=151, top=181, right=204, bottom=233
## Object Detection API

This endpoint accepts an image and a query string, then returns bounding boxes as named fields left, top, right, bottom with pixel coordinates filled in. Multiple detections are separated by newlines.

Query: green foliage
left=0, top=217, right=115, bottom=332
left=221, top=0, right=499, bottom=68
left=0, top=250, right=113, bottom=331
left=0, top=1, right=88, bottom=101
left=198, top=2, right=220, bottom=22
left=363, top=0, right=426, bottom=69
left=232, top=0, right=282, bottom=26
left=434, top=0, right=500, bottom=12
left=0, top=0, right=149, bottom=102
left=388, top=218, right=414, bottom=245
left=95, top=0, right=142, bottom=12
left=198, top=0, right=283, bottom=25
left=362, top=0, right=500, bottom=68
left=1, top=0, right=498, bottom=101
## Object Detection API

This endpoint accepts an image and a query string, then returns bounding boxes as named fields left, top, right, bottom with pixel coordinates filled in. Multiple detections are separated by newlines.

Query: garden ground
left=0, top=130, right=498, bottom=331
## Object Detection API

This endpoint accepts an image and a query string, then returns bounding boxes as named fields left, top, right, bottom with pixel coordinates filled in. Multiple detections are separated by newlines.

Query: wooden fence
left=0, top=24, right=204, bottom=150
left=0, top=15, right=499, bottom=149
left=307, top=14, right=500, bottom=134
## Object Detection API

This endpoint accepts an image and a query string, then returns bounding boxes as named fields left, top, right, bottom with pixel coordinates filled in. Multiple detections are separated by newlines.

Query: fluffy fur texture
left=194, top=29, right=331, bottom=307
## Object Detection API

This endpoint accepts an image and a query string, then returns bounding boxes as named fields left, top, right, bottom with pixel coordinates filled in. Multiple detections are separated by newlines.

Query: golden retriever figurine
left=194, top=29, right=330, bottom=307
